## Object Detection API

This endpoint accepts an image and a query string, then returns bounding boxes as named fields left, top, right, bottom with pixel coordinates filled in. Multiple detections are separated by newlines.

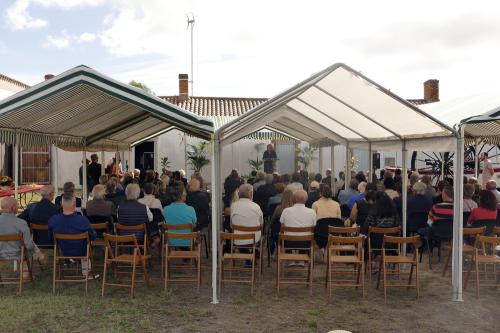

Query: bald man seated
left=0, top=197, right=44, bottom=265
left=280, top=189, right=317, bottom=266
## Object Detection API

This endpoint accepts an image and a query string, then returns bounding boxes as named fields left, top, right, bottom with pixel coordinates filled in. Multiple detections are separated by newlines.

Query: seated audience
left=468, top=190, right=497, bottom=225
left=19, top=185, right=60, bottom=223
left=254, top=174, right=277, bottom=214
left=86, top=184, right=115, bottom=217
left=312, top=184, right=341, bottom=219
left=322, top=168, right=332, bottom=189
left=99, top=174, right=109, bottom=185
left=433, top=180, right=450, bottom=205
left=351, top=183, right=377, bottom=226
left=247, top=170, right=258, bottom=185
left=48, top=194, right=96, bottom=277
left=55, top=182, right=82, bottom=213
left=347, top=181, right=367, bottom=210
left=383, top=177, right=399, bottom=200
left=421, top=175, right=436, bottom=200
left=280, top=190, right=316, bottom=264
left=118, top=184, right=158, bottom=246
left=138, top=183, right=163, bottom=210
left=338, top=179, right=359, bottom=206
left=362, top=191, right=400, bottom=235
left=157, top=175, right=172, bottom=207
left=163, top=182, right=197, bottom=247
left=407, top=182, right=432, bottom=216
left=267, top=183, right=285, bottom=213
left=305, top=181, right=321, bottom=208
left=0, top=197, right=44, bottom=264
left=186, top=178, right=211, bottom=230
left=335, top=171, right=346, bottom=196
left=485, top=180, right=500, bottom=203
left=418, top=186, right=454, bottom=238
left=230, top=184, right=263, bottom=250
left=286, top=172, right=304, bottom=192
left=252, top=172, right=266, bottom=192
left=224, top=169, right=244, bottom=208
left=105, top=179, right=126, bottom=208
left=269, top=189, right=294, bottom=255
left=463, top=183, right=478, bottom=212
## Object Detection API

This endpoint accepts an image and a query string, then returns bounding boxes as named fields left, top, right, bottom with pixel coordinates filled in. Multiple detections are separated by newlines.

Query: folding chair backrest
left=116, top=223, right=147, bottom=243
left=463, top=226, right=486, bottom=236
left=231, top=224, right=262, bottom=233
left=476, top=235, right=500, bottom=254
left=280, top=225, right=314, bottom=234
left=0, top=233, right=23, bottom=242
left=368, top=226, right=401, bottom=236
left=91, top=222, right=110, bottom=232
left=162, top=223, right=194, bottom=231
left=383, top=235, right=420, bottom=248
left=53, top=232, right=90, bottom=257
left=166, top=231, right=199, bottom=242
left=220, top=232, right=255, bottom=243
left=103, top=233, right=140, bottom=258
left=493, top=226, right=500, bottom=236
left=328, top=235, right=364, bottom=257
left=328, top=225, right=360, bottom=236
left=30, top=222, right=52, bottom=246
left=470, top=219, right=496, bottom=236
left=87, top=215, right=113, bottom=224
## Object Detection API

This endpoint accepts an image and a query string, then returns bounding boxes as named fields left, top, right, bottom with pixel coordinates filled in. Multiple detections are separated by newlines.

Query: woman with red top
left=468, top=190, right=497, bottom=225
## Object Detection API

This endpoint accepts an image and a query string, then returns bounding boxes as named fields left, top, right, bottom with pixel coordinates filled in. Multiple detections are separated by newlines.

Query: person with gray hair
left=138, top=183, right=162, bottom=210
left=18, top=185, right=60, bottom=246
left=252, top=172, right=266, bottom=192
left=407, top=181, right=432, bottom=222
left=280, top=189, right=316, bottom=266
left=48, top=193, right=97, bottom=278
left=338, top=178, right=359, bottom=206
left=420, top=175, right=436, bottom=200
left=231, top=184, right=264, bottom=247
left=86, top=184, right=116, bottom=217
left=0, top=197, right=43, bottom=266
left=486, top=180, right=500, bottom=202
left=117, top=183, right=157, bottom=247
left=463, top=183, right=478, bottom=213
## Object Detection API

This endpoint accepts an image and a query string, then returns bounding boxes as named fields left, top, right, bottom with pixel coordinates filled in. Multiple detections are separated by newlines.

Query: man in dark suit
left=88, top=153, right=102, bottom=189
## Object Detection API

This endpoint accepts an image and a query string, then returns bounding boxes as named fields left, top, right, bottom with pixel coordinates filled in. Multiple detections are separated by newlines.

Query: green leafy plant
left=297, top=146, right=317, bottom=171
left=186, top=141, right=210, bottom=173
left=160, top=157, right=171, bottom=176
left=247, top=142, right=265, bottom=171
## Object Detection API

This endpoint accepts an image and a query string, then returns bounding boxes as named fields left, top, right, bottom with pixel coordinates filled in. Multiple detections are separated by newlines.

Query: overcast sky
left=1, top=0, right=500, bottom=101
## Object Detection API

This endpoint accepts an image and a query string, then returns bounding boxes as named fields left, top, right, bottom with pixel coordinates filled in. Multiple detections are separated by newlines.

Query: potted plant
left=297, top=146, right=317, bottom=171
left=186, top=141, right=210, bottom=173
left=248, top=142, right=265, bottom=171
left=160, top=157, right=171, bottom=176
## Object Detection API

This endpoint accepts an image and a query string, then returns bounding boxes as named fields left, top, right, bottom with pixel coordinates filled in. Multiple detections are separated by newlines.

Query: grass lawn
left=1, top=248, right=499, bottom=333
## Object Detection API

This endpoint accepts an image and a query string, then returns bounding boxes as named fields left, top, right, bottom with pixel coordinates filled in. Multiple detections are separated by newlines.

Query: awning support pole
left=345, top=143, right=351, bottom=187
left=452, top=128, right=464, bottom=302
left=368, top=143, right=373, bottom=182
left=331, top=145, right=336, bottom=193
left=210, top=137, right=220, bottom=304
left=318, top=147, right=323, bottom=175
left=100, top=151, right=105, bottom=175
left=82, top=149, right=88, bottom=205
left=52, top=145, right=58, bottom=197
left=401, top=141, right=408, bottom=254
left=13, top=132, right=19, bottom=199
left=474, top=138, right=479, bottom=179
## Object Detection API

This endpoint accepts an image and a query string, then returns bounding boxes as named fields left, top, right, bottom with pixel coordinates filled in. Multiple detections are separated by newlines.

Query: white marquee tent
left=210, top=63, right=464, bottom=304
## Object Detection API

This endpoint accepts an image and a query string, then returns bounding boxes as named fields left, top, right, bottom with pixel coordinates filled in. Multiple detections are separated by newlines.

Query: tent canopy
left=420, top=90, right=500, bottom=144
left=216, top=63, right=456, bottom=152
left=0, top=65, right=213, bottom=151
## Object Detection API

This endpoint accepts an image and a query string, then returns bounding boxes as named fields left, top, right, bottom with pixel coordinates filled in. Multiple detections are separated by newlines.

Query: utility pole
left=187, top=13, right=195, bottom=96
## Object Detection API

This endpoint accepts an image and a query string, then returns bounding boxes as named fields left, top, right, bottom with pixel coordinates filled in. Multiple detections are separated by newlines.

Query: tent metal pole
left=128, top=147, right=132, bottom=172
left=82, top=149, right=88, bottom=205
left=401, top=141, right=408, bottom=254
left=210, top=138, right=220, bottom=304
left=452, top=129, right=464, bottom=302
left=331, top=145, right=336, bottom=193
left=52, top=145, right=58, bottom=197
left=13, top=133, right=19, bottom=199
left=474, top=138, right=479, bottom=179
left=100, top=151, right=105, bottom=175
left=318, top=147, right=323, bottom=175
left=345, top=143, right=351, bottom=187
left=368, top=143, right=373, bottom=182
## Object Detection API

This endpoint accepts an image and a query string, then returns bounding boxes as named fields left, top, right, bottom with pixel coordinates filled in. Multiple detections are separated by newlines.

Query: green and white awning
left=0, top=65, right=213, bottom=151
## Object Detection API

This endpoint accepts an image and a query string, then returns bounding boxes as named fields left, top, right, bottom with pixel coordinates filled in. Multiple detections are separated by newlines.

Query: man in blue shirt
left=49, top=194, right=96, bottom=277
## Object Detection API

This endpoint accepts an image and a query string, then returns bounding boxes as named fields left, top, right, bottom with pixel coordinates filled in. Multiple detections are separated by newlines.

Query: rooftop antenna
left=186, top=12, right=195, bottom=96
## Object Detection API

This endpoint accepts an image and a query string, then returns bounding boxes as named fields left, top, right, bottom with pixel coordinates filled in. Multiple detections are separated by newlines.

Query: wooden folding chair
left=493, top=226, right=500, bottom=236
left=367, top=226, right=401, bottom=280
left=29, top=223, right=52, bottom=270
left=328, top=226, right=360, bottom=251
left=101, top=233, right=151, bottom=298
left=0, top=233, right=33, bottom=295
left=442, top=226, right=486, bottom=277
left=52, top=232, right=91, bottom=295
left=277, top=226, right=314, bottom=296
left=164, top=231, right=201, bottom=291
left=231, top=224, right=264, bottom=280
left=161, top=223, right=194, bottom=278
left=377, top=235, right=420, bottom=301
left=219, top=232, right=257, bottom=295
left=89, top=222, right=111, bottom=269
left=464, top=235, right=500, bottom=298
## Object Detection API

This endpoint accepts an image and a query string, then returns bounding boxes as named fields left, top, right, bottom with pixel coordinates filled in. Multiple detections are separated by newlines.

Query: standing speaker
left=373, top=153, right=380, bottom=169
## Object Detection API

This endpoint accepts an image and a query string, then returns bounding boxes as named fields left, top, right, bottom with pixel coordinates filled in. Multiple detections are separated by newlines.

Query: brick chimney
left=44, top=74, right=55, bottom=80
left=424, top=79, right=439, bottom=103
left=178, top=73, right=189, bottom=101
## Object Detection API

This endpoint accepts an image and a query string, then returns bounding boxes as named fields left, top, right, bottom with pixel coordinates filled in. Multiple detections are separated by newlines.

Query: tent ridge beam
left=313, top=84, right=403, bottom=140
left=296, top=97, right=370, bottom=142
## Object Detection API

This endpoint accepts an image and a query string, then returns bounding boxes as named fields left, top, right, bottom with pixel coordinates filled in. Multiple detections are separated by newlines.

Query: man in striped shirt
left=417, top=186, right=454, bottom=238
